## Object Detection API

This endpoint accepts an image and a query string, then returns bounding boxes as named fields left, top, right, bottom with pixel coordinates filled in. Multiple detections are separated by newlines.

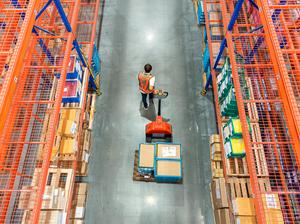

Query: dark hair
left=144, top=64, right=152, bottom=73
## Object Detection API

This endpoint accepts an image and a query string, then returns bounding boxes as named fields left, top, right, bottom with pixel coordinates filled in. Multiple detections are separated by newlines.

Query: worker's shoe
left=143, top=105, right=149, bottom=110
left=201, top=89, right=207, bottom=96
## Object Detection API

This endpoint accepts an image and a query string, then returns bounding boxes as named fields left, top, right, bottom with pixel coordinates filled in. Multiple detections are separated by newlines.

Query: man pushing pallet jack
left=133, top=64, right=183, bottom=183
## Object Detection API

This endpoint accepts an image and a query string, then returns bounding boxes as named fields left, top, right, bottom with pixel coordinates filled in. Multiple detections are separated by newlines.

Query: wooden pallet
left=133, top=150, right=155, bottom=182
left=227, top=177, right=271, bottom=200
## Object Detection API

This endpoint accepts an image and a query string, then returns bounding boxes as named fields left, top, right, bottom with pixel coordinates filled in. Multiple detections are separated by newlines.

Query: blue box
left=138, top=143, right=155, bottom=174
left=154, top=158, right=182, bottom=183
left=203, top=44, right=210, bottom=73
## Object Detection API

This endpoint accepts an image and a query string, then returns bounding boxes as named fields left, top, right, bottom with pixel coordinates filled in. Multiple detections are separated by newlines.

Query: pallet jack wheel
left=165, top=134, right=173, bottom=143
left=146, top=134, right=152, bottom=143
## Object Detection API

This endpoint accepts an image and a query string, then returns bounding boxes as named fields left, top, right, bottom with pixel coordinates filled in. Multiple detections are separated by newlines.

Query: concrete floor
left=85, top=0, right=217, bottom=223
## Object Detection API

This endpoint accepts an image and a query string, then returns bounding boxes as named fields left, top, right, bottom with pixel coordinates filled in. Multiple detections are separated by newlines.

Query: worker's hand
left=153, top=89, right=159, bottom=95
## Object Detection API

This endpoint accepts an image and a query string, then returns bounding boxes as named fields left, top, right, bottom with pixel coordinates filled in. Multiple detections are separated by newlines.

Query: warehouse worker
left=138, top=64, right=156, bottom=110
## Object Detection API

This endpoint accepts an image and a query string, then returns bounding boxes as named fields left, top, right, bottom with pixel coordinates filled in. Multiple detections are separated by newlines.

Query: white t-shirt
left=140, top=73, right=155, bottom=93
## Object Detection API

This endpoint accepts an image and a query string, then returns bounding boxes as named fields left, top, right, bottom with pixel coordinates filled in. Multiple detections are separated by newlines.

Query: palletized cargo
left=154, top=159, right=182, bottom=183
left=138, top=143, right=155, bottom=174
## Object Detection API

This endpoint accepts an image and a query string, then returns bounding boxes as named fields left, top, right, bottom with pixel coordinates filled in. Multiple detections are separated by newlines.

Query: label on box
left=75, top=207, right=85, bottom=219
left=84, top=152, right=90, bottom=163
left=214, top=179, right=221, bottom=199
left=162, top=146, right=176, bottom=157
left=70, top=122, right=77, bottom=134
left=64, top=87, right=67, bottom=92
left=265, top=194, right=278, bottom=209
left=61, top=212, right=67, bottom=224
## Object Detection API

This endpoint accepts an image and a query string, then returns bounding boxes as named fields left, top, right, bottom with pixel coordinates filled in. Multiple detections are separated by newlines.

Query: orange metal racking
left=204, top=0, right=300, bottom=223
left=0, top=0, right=100, bottom=222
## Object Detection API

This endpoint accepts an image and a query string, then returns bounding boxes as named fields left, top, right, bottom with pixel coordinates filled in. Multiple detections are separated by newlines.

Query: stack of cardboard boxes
left=69, top=183, right=88, bottom=223
left=19, top=168, right=74, bottom=223
left=210, top=134, right=231, bottom=224
left=232, top=198, right=256, bottom=223
left=137, top=143, right=183, bottom=183
left=210, top=135, right=223, bottom=178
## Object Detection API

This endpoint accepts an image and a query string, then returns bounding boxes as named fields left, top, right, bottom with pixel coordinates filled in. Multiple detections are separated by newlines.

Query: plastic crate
left=224, top=138, right=246, bottom=158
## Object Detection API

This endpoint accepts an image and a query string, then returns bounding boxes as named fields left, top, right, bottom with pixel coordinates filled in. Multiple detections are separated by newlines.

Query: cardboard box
left=264, top=209, right=284, bottom=224
left=261, top=194, right=284, bottom=224
left=62, top=120, right=77, bottom=138
left=156, top=143, right=181, bottom=159
left=232, top=198, right=255, bottom=216
left=156, top=160, right=181, bottom=177
left=214, top=208, right=231, bottom=224
left=211, top=178, right=228, bottom=209
left=39, top=210, right=65, bottom=223
left=261, top=194, right=281, bottom=210
left=69, top=219, right=84, bottom=224
left=74, top=183, right=87, bottom=196
left=61, top=138, right=77, bottom=154
left=210, top=134, right=220, bottom=145
left=235, top=216, right=257, bottom=224
left=211, top=143, right=222, bottom=161
left=139, top=144, right=155, bottom=168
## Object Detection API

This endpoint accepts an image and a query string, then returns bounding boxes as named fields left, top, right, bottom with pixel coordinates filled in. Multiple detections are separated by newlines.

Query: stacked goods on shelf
left=69, top=183, right=88, bottom=223
left=217, top=57, right=249, bottom=117
left=209, top=135, right=231, bottom=224
left=77, top=93, right=96, bottom=176
left=210, top=135, right=223, bottom=178
left=20, top=168, right=74, bottom=223
left=134, top=143, right=182, bottom=183
left=223, top=118, right=247, bottom=158
left=192, top=0, right=205, bottom=25
left=201, top=4, right=224, bottom=85
left=261, top=194, right=284, bottom=223
left=232, top=198, right=256, bottom=223
left=154, top=143, right=182, bottom=183
left=61, top=56, right=84, bottom=104
left=138, top=144, right=155, bottom=174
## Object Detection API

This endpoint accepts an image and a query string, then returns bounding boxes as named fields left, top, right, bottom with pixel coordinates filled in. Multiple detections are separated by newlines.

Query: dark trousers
left=141, top=93, right=153, bottom=108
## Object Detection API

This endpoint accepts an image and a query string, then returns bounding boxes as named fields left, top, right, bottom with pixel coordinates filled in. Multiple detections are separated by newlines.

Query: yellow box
left=235, top=216, right=257, bottom=224
left=51, top=146, right=59, bottom=160
left=232, top=198, right=255, bottom=217
left=61, top=138, right=77, bottom=154
left=62, top=120, right=77, bottom=138
left=61, top=108, right=80, bottom=121
left=264, top=209, right=284, bottom=224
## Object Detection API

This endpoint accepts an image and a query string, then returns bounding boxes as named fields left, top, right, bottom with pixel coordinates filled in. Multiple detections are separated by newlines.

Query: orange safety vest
left=138, top=72, right=153, bottom=94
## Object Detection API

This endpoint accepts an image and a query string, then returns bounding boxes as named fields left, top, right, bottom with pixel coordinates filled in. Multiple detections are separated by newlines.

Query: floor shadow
left=139, top=101, right=171, bottom=122
left=139, top=101, right=157, bottom=121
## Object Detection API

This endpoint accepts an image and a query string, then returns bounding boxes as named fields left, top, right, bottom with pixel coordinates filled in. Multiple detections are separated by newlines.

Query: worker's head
left=144, top=64, right=152, bottom=73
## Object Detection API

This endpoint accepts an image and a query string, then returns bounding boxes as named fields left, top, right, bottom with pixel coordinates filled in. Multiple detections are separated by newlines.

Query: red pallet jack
left=145, top=90, right=172, bottom=143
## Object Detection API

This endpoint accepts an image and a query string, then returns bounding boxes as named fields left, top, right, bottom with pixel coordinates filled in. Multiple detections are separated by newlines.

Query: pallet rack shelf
left=204, top=0, right=300, bottom=223
left=0, top=0, right=100, bottom=222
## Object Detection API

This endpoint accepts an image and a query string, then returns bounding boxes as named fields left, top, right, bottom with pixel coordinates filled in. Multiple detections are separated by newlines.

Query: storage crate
left=138, top=143, right=155, bottom=174
left=224, top=138, right=246, bottom=158
left=154, top=159, right=182, bottom=183
left=62, top=79, right=82, bottom=103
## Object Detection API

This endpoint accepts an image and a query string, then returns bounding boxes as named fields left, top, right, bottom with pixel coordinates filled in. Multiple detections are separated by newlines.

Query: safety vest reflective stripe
left=138, top=72, right=153, bottom=93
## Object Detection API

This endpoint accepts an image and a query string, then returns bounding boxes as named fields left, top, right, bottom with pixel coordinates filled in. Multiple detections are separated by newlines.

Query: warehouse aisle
left=85, top=1, right=217, bottom=223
